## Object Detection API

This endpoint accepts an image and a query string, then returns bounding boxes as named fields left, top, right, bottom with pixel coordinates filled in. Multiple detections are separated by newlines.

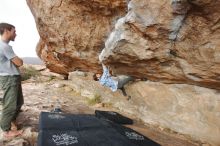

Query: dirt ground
left=0, top=73, right=203, bottom=146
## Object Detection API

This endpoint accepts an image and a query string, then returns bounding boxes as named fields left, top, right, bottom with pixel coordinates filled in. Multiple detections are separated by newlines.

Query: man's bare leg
left=11, top=122, right=18, bottom=131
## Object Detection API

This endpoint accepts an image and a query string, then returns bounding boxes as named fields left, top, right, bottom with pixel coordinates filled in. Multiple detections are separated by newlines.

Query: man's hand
left=11, top=56, right=23, bottom=67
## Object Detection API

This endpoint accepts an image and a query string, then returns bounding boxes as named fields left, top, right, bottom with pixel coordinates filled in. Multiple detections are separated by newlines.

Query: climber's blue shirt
left=99, top=65, right=118, bottom=92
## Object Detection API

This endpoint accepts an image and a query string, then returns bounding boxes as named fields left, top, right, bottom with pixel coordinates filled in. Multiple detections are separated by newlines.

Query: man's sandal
left=3, top=130, right=23, bottom=140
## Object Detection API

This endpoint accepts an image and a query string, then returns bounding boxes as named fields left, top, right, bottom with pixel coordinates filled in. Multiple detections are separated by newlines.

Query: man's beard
left=10, top=36, right=15, bottom=41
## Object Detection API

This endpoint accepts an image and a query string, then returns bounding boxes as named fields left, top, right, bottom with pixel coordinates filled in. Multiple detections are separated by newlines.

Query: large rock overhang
left=27, top=0, right=220, bottom=89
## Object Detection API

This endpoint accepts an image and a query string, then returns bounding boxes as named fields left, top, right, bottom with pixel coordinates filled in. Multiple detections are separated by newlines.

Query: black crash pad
left=110, top=122, right=160, bottom=146
left=39, top=112, right=110, bottom=130
left=38, top=112, right=160, bottom=146
left=95, top=110, right=133, bottom=124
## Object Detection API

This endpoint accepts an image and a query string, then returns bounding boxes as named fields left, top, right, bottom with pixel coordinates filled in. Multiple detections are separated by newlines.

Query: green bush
left=87, top=94, right=101, bottom=105
left=20, top=66, right=40, bottom=81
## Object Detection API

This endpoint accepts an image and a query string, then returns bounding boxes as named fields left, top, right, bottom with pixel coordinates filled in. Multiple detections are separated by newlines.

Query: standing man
left=0, top=23, right=23, bottom=138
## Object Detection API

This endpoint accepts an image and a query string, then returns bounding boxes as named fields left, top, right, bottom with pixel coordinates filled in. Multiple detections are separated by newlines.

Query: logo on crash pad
left=125, top=131, right=144, bottom=140
left=107, top=111, right=117, bottom=115
left=52, top=133, right=78, bottom=145
left=48, top=114, right=65, bottom=119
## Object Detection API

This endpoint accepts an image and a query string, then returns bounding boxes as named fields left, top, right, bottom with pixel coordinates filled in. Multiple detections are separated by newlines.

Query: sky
left=0, top=0, right=40, bottom=57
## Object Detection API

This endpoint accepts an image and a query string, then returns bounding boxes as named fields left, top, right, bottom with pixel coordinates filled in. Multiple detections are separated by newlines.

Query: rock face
left=27, top=0, right=220, bottom=90
left=99, top=0, right=220, bottom=90
left=125, top=81, right=220, bottom=146
left=26, top=0, right=127, bottom=75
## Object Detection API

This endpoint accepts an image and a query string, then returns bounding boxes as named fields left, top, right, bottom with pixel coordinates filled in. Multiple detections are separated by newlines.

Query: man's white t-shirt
left=0, top=40, right=20, bottom=75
